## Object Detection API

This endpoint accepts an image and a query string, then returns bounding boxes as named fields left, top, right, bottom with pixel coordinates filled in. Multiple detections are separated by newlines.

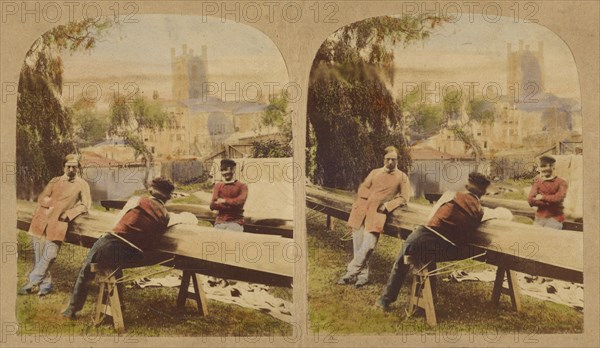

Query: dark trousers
left=380, top=225, right=466, bottom=305
left=66, top=234, right=143, bottom=314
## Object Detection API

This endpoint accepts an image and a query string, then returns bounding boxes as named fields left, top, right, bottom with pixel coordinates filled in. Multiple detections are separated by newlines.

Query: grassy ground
left=307, top=212, right=583, bottom=335
left=16, top=231, right=292, bottom=336
left=170, top=195, right=206, bottom=205
left=488, top=179, right=532, bottom=201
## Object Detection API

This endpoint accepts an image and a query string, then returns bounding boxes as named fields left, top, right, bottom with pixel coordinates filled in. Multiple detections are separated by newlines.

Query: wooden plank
left=101, top=201, right=294, bottom=238
left=481, top=196, right=583, bottom=231
left=417, top=194, right=582, bottom=231
left=17, top=200, right=293, bottom=287
left=305, top=185, right=583, bottom=284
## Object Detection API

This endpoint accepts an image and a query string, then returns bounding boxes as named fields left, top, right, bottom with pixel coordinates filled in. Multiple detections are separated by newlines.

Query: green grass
left=16, top=231, right=291, bottom=336
left=513, top=215, right=534, bottom=225
left=410, top=196, right=432, bottom=206
left=170, top=195, right=206, bottom=205
left=307, top=213, right=582, bottom=335
left=494, top=190, right=528, bottom=201
left=91, top=202, right=108, bottom=212
left=488, top=179, right=531, bottom=201
left=175, top=181, right=213, bottom=193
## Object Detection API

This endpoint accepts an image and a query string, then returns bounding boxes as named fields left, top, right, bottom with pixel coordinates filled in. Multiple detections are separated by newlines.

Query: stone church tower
left=171, top=44, right=208, bottom=101
left=506, top=41, right=545, bottom=104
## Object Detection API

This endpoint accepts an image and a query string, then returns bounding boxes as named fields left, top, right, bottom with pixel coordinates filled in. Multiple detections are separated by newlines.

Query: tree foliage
left=444, top=93, right=498, bottom=163
left=251, top=139, right=292, bottom=158
left=307, top=15, right=443, bottom=190
left=108, top=93, right=168, bottom=186
left=251, top=93, right=293, bottom=158
left=70, top=96, right=108, bottom=147
left=467, top=97, right=496, bottom=125
left=17, top=18, right=113, bottom=199
left=402, top=90, right=444, bottom=140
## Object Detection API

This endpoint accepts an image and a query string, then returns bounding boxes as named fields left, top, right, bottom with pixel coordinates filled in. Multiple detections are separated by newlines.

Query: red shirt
left=210, top=181, right=248, bottom=225
left=527, top=176, right=568, bottom=221
left=427, top=191, right=484, bottom=245
left=112, top=196, right=170, bottom=250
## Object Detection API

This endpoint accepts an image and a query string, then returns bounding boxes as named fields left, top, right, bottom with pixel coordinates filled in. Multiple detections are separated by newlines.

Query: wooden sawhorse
left=91, top=263, right=125, bottom=334
left=405, top=260, right=522, bottom=327
left=407, top=266, right=437, bottom=326
left=176, top=270, right=209, bottom=316
left=491, top=266, right=522, bottom=311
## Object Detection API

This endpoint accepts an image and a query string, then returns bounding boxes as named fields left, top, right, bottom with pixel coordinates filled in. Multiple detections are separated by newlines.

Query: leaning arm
left=209, top=184, right=226, bottom=210
left=65, top=181, right=92, bottom=221
left=541, top=179, right=568, bottom=203
left=356, top=169, right=376, bottom=198
left=384, top=173, right=411, bottom=212
left=225, top=183, right=248, bottom=207
left=527, top=180, right=547, bottom=207
left=37, top=179, right=56, bottom=207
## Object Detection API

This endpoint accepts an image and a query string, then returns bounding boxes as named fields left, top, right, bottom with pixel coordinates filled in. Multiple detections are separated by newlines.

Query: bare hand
left=59, top=213, right=69, bottom=222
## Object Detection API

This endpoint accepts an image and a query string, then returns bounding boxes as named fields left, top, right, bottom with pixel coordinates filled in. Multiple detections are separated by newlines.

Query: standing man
left=376, top=172, right=491, bottom=310
left=20, top=154, right=91, bottom=296
left=527, top=155, right=568, bottom=229
left=61, top=177, right=175, bottom=319
left=337, top=146, right=411, bottom=288
left=210, top=159, right=248, bottom=232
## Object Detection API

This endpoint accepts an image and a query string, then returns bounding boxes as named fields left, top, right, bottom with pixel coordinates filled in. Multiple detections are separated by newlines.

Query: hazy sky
left=60, top=14, right=289, bottom=104
left=56, top=14, right=580, bottom=105
left=392, top=16, right=580, bottom=100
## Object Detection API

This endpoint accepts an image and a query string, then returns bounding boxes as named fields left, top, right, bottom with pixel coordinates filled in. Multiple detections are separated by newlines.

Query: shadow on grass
left=16, top=231, right=292, bottom=337
left=307, top=213, right=583, bottom=335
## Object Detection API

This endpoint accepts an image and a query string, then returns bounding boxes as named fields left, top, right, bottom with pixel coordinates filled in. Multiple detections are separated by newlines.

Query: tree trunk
left=143, top=154, right=151, bottom=188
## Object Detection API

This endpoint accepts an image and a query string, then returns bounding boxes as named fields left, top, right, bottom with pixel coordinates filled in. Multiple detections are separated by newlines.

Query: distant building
left=425, top=40, right=582, bottom=160
left=507, top=40, right=545, bottom=102
left=81, top=137, right=137, bottom=164
left=171, top=44, right=209, bottom=101
left=140, top=44, right=283, bottom=160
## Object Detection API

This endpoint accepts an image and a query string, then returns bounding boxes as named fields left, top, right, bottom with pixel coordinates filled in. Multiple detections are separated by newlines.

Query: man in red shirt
left=61, top=177, right=175, bottom=320
left=376, top=172, right=490, bottom=311
left=527, top=155, right=568, bottom=229
left=210, top=159, right=248, bottom=232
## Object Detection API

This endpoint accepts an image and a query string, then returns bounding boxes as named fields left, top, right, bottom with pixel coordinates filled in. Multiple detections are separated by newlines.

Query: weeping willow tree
left=16, top=19, right=113, bottom=199
left=307, top=15, right=445, bottom=190
left=108, top=93, right=169, bottom=188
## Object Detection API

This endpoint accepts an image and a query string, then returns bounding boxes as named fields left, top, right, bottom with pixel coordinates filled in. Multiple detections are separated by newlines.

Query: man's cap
left=539, top=155, right=556, bottom=164
left=65, top=154, right=80, bottom=166
left=384, top=146, right=399, bottom=157
left=468, top=172, right=491, bottom=189
left=220, top=159, right=237, bottom=168
left=150, top=176, right=175, bottom=194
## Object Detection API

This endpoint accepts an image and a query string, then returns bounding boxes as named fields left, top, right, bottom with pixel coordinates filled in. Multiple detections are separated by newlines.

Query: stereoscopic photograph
left=2, top=1, right=598, bottom=347
left=14, top=13, right=295, bottom=336
left=306, top=12, right=584, bottom=334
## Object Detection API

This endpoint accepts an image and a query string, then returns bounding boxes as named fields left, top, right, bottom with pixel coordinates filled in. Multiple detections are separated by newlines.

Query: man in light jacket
left=337, top=146, right=411, bottom=288
left=20, top=154, right=91, bottom=296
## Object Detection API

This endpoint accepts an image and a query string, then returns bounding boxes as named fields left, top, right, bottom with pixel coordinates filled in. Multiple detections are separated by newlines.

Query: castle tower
left=171, top=44, right=208, bottom=101
left=506, top=41, right=545, bottom=104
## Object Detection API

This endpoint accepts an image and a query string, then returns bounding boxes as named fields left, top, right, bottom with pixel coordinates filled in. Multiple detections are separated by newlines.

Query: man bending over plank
left=61, top=177, right=175, bottom=320
left=376, top=172, right=490, bottom=311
